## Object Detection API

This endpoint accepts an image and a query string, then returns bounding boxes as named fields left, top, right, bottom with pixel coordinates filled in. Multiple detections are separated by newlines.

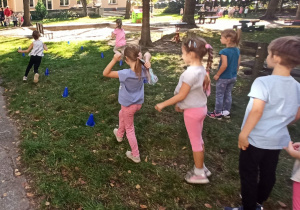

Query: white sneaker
left=185, top=168, right=209, bottom=184
left=23, top=76, right=27, bottom=81
left=34, top=73, right=39, bottom=83
left=221, top=110, right=231, bottom=119
left=204, top=165, right=212, bottom=177
left=126, top=151, right=141, bottom=163
left=113, top=128, right=123, bottom=142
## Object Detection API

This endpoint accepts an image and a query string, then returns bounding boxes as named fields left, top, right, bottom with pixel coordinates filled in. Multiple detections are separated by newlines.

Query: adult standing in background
left=4, top=6, right=11, bottom=26
left=0, top=8, right=4, bottom=26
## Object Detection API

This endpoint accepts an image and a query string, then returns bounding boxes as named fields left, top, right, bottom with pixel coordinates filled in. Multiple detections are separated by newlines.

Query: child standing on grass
left=111, top=19, right=126, bottom=56
left=18, top=30, right=48, bottom=83
left=207, top=29, right=241, bottom=120
left=284, top=141, right=300, bottom=210
left=225, top=36, right=300, bottom=210
left=103, top=45, right=151, bottom=163
left=155, top=37, right=213, bottom=184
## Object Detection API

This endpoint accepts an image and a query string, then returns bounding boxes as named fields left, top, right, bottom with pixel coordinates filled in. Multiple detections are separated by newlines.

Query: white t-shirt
left=29, top=40, right=44, bottom=56
left=174, top=66, right=207, bottom=109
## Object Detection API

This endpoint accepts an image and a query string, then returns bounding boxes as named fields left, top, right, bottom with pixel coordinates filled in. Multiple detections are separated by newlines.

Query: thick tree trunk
left=81, top=0, right=88, bottom=17
left=23, top=0, right=32, bottom=26
left=296, top=0, right=300, bottom=19
left=139, top=0, right=152, bottom=47
left=182, top=0, right=196, bottom=27
left=260, top=0, right=280, bottom=20
left=125, top=0, right=131, bottom=19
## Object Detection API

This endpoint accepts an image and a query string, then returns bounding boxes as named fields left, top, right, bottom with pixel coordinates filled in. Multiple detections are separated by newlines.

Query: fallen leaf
left=159, top=149, right=163, bottom=152
left=158, top=206, right=166, bottom=210
left=136, top=184, right=141, bottom=189
left=278, top=201, right=287, bottom=208
left=92, top=150, right=97, bottom=153
left=32, top=132, right=37, bottom=135
left=96, top=133, right=101, bottom=136
left=78, top=178, right=86, bottom=185
left=75, top=167, right=80, bottom=171
left=15, top=110, right=20, bottom=114
left=145, top=156, right=148, bottom=162
left=182, top=146, right=187, bottom=150
left=128, top=170, right=131, bottom=174
left=140, top=204, right=147, bottom=209
left=15, top=169, right=19, bottom=172
left=15, top=172, right=21, bottom=176
left=16, top=156, right=21, bottom=161
left=45, top=201, right=50, bottom=206
left=110, top=183, right=114, bottom=187
left=205, top=203, right=212, bottom=208
left=108, top=158, right=113, bottom=161
left=152, top=161, right=157, bottom=166
left=26, top=193, right=34, bottom=197
left=173, top=162, right=177, bottom=166
left=3, top=193, right=7, bottom=197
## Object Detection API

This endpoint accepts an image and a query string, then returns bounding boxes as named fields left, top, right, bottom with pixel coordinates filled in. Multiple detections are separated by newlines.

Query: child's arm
left=143, top=52, right=151, bottom=69
left=111, top=32, right=116, bottom=38
left=155, top=83, right=190, bottom=112
left=18, top=43, right=33, bottom=53
left=284, top=141, right=300, bottom=159
left=213, top=55, right=227, bottom=80
left=43, top=43, right=48, bottom=51
left=289, top=107, right=300, bottom=125
left=237, top=55, right=241, bottom=71
left=103, top=53, right=121, bottom=78
left=239, top=98, right=266, bottom=150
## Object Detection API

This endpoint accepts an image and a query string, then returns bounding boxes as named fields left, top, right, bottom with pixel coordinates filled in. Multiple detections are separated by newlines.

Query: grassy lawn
left=0, top=28, right=299, bottom=209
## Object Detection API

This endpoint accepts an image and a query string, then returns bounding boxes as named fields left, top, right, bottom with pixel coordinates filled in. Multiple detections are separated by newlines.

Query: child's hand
left=175, top=104, right=183, bottom=112
left=203, top=74, right=211, bottom=90
left=238, top=132, right=249, bottom=150
left=213, top=74, right=219, bottom=81
left=113, top=52, right=122, bottom=61
left=284, top=141, right=300, bottom=158
left=144, top=61, right=151, bottom=69
left=155, top=103, right=165, bottom=112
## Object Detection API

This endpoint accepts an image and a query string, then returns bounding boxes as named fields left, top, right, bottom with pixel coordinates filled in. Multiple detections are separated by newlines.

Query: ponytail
left=135, top=59, right=142, bottom=80
left=206, top=47, right=214, bottom=72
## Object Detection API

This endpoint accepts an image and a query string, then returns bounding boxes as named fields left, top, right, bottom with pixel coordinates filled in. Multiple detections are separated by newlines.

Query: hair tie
left=205, top=44, right=212, bottom=49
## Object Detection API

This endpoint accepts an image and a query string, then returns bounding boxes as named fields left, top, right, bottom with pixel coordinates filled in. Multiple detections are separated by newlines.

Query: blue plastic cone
left=86, top=114, right=95, bottom=127
left=81, top=46, right=83, bottom=50
left=119, top=60, right=123, bottom=66
left=45, top=68, right=49, bottom=76
left=22, top=53, right=25, bottom=57
left=67, top=41, right=70, bottom=45
left=101, top=52, right=104, bottom=58
left=62, top=87, right=68, bottom=97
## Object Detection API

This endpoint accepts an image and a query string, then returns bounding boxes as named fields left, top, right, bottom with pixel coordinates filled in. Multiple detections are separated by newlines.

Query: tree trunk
left=296, top=0, right=300, bottom=19
left=23, top=0, right=32, bottom=26
left=81, top=0, right=88, bottom=17
left=139, top=0, right=152, bottom=47
left=260, top=0, right=280, bottom=20
left=125, top=0, right=131, bottom=19
left=182, top=0, right=196, bottom=27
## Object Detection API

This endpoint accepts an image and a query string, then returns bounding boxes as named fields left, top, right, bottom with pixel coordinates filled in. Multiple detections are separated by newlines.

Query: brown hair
left=115, top=19, right=122, bottom=29
left=182, top=37, right=214, bottom=72
left=268, top=36, right=300, bottom=69
left=124, top=45, right=142, bottom=79
left=32, top=30, right=40, bottom=40
left=221, top=29, right=241, bottom=46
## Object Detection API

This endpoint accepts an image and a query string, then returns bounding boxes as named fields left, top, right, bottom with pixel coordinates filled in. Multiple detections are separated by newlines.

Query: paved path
left=0, top=85, right=31, bottom=210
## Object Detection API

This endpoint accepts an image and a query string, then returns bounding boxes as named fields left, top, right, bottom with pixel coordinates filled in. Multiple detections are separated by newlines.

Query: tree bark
left=296, top=0, right=300, bottom=19
left=81, top=0, right=88, bottom=17
left=139, top=0, right=152, bottom=47
left=23, top=0, right=32, bottom=26
left=260, top=0, right=280, bottom=20
left=125, top=0, right=131, bottom=19
left=182, top=0, right=196, bottom=27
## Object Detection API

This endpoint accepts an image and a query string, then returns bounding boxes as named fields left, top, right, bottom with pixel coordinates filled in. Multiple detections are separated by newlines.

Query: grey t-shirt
left=174, top=66, right=207, bottom=109
left=29, top=40, right=44, bottom=57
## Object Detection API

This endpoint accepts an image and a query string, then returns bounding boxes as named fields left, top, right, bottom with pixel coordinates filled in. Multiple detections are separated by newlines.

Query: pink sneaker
left=185, top=168, right=209, bottom=184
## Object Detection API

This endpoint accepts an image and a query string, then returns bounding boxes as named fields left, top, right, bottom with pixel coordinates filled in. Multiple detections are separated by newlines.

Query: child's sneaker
left=204, top=165, right=212, bottom=177
left=222, top=110, right=231, bottom=119
left=207, top=111, right=222, bottom=120
left=184, top=168, right=209, bottom=184
left=34, top=73, right=39, bottom=83
left=224, top=204, right=263, bottom=210
left=113, top=128, right=123, bottom=142
left=23, top=76, right=27, bottom=81
left=125, top=151, right=141, bottom=163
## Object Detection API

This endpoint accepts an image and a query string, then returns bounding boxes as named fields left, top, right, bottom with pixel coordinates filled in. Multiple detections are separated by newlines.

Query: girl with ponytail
left=103, top=45, right=152, bottom=163
left=155, top=37, right=214, bottom=184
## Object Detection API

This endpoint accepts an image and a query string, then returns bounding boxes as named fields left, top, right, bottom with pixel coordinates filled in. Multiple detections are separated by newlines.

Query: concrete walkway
left=0, top=85, right=31, bottom=210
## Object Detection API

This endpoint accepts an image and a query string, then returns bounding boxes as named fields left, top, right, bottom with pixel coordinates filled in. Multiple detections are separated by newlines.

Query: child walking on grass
left=18, top=30, right=48, bottom=83
left=225, top=36, right=300, bottom=210
left=155, top=37, right=213, bottom=184
left=111, top=19, right=126, bottom=56
left=103, top=45, right=151, bottom=163
left=207, top=29, right=241, bottom=120
left=284, top=141, right=300, bottom=210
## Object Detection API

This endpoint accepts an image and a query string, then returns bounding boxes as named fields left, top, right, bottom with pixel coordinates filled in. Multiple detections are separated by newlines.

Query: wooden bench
left=36, top=22, right=53, bottom=39
left=204, top=16, right=219, bottom=24
left=233, top=24, right=242, bottom=30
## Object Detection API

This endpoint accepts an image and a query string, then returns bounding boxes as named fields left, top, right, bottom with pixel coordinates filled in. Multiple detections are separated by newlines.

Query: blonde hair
left=124, top=45, right=142, bottom=79
left=221, top=29, right=241, bottom=46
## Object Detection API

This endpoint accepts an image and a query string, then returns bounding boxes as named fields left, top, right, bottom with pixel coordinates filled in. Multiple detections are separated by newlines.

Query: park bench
left=198, top=11, right=217, bottom=24
left=204, top=16, right=219, bottom=24
left=36, top=22, right=53, bottom=39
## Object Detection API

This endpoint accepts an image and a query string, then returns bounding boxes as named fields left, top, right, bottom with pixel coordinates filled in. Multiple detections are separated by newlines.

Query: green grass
left=0, top=29, right=299, bottom=209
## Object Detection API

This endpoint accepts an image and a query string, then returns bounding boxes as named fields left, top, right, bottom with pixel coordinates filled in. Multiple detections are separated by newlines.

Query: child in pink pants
left=155, top=37, right=214, bottom=184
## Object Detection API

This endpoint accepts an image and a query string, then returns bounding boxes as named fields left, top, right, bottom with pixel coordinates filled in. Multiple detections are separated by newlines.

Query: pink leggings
left=183, top=106, right=207, bottom=152
left=117, top=104, right=142, bottom=157
left=294, top=181, right=300, bottom=210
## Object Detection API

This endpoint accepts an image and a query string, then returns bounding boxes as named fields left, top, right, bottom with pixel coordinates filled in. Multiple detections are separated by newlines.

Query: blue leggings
left=214, top=77, right=236, bottom=114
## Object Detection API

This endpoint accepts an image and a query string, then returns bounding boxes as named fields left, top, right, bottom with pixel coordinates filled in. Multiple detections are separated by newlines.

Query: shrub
left=35, top=0, right=48, bottom=20
left=163, top=0, right=185, bottom=14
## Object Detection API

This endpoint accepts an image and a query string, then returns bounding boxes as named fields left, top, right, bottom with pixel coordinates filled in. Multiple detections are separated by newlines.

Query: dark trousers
left=13, top=21, right=17, bottom=27
left=25, top=56, right=42, bottom=77
left=239, top=144, right=281, bottom=210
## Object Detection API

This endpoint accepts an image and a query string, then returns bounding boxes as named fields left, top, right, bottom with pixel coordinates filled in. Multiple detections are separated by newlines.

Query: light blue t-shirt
left=218, top=47, right=240, bottom=79
left=242, top=75, right=300, bottom=150
left=118, top=67, right=147, bottom=107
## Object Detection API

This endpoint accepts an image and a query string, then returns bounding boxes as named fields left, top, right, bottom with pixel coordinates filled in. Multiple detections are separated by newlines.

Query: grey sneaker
left=34, top=73, right=39, bottom=83
left=113, top=128, right=123, bottom=142
left=185, top=168, right=209, bottom=184
left=23, top=76, right=27, bottom=81
left=125, top=151, right=141, bottom=163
